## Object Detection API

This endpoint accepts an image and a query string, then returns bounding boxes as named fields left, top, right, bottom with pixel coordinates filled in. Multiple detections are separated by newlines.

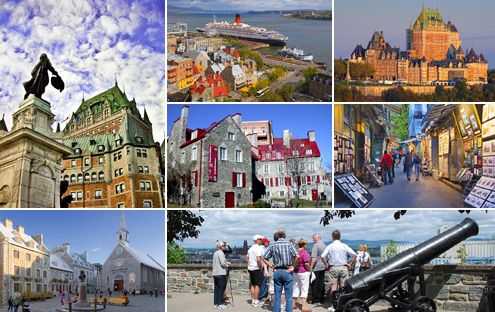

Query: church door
left=114, top=280, right=124, bottom=291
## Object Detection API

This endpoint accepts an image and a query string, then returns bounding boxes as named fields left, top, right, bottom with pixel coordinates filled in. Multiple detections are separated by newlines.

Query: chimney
left=380, top=31, right=383, bottom=39
left=308, top=131, right=315, bottom=142
left=283, top=130, right=293, bottom=148
left=63, top=243, right=70, bottom=254
left=232, top=113, right=242, bottom=127
left=83, top=251, right=89, bottom=262
left=179, top=105, right=189, bottom=144
left=3, top=219, right=12, bottom=229
left=247, top=134, right=258, bottom=147
left=32, top=234, right=43, bottom=245
left=16, top=225, right=24, bottom=234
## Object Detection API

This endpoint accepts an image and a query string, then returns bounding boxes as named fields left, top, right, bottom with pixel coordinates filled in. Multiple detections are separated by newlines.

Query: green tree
left=334, top=59, right=346, bottom=80
left=278, top=83, right=295, bottom=101
left=457, top=247, right=467, bottom=265
left=385, top=239, right=398, bottom=260
left=454, top=79, right=468, bottom=101
left=260, top=90, right=284, bottom=102
left=167, top=210, right=204, bottom=243
left=167, top=241, right=189, bottom=264
left=390, top=104, right=410, bottom=141
left=238, top=49, right=263, bottom=68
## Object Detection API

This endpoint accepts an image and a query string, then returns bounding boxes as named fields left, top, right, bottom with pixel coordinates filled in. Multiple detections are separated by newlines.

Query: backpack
left=359, top=252, right=371, bottom=272
left=414, top=155, right=421, bottom=164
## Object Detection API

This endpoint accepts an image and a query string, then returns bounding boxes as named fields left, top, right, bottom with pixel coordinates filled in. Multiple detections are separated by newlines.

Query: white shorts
left=293, top=271, right=311, bottom=298
left=269, top=276, right=285, bottom=295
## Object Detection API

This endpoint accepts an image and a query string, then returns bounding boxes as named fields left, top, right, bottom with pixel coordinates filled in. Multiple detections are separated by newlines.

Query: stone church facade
left=97, top=212, right=164, bottom=292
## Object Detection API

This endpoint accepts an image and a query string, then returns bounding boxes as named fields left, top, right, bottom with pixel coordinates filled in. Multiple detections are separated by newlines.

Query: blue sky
left=167, top=104, right=333, bottom=171
left=167, top=0, right=331, bottom=11
left=177, top=210, right=495, bottom=249
left=0, top=210, right=165, bottom=265
left=335, top=0, right=495, bottom=68
left=0, top=0, right=165, bottom=142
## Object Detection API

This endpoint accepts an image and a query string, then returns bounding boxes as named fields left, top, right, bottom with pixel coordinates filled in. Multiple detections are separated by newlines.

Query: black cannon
left=332, top=218, right=479, bottom=312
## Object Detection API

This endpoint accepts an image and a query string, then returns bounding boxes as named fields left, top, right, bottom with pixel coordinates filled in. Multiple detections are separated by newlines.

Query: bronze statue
left=79, top=270, right=86, bottom=282
left=23, top=53, right=64, bottom=100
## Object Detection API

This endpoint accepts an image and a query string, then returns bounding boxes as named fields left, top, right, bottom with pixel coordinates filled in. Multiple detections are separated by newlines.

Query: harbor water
left=167, top=12, right=332, bottom=67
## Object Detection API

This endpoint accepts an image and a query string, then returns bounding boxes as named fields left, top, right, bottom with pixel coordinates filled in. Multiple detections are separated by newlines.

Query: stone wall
left=167, top=264, right=495, bottom=311
left=353, top=85, right=455, bottom=97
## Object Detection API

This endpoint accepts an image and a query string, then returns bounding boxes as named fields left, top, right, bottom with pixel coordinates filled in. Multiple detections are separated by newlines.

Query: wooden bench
left=108, top=297, right=129, bottom=306
left=89, top=298, right=106, bottom=305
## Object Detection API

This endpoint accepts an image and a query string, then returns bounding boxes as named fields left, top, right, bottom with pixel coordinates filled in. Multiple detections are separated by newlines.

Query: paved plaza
left=8, top=294, right=165, bottom=312
left=368, top=164, right=463, bottom=208
left=166, top=293, right=390, bottom=312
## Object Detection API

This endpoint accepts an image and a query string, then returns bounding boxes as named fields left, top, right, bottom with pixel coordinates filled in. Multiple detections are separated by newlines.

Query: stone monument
left=0, top=54, right=72, bottom=208
left=75, top=271, right=90, bottom=307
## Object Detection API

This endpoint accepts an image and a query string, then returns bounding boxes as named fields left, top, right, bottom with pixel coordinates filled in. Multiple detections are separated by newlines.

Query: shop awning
left=383, top=104, right=402, bottom=115
left=400, top=138, right=420, bottom=143
left=421, top=104, right=457, bottom=126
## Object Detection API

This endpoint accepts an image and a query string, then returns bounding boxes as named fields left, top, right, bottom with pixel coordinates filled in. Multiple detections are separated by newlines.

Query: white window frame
left=192, top=147, right=197, bottom=161
left=264, top=164, right=269, bottom=174
left=278, top=163, right=284, bottom=173
left=220, top=147, right=227, bottom=160
left=228, top=132, right=235, bottom=141
left=266, top=152, right=271, bottom=159
left=236, top=173, right=242, bottom=187
left=235, top=150, right=242, bottom=162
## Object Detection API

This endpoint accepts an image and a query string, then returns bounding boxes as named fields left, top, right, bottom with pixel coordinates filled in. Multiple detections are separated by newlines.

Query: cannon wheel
left=344, top=299, right=369, bottom=312
left=390, top=286, right=411, bottom=309
left=412, top=296, right=436, bottom=312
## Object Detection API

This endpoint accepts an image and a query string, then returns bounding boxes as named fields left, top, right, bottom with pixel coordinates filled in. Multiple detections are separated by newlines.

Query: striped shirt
left=263, top=238, right=298, bottom=267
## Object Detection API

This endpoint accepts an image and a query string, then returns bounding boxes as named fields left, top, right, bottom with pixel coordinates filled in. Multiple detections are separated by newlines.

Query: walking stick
left=228, top=273, right=234, bottom=307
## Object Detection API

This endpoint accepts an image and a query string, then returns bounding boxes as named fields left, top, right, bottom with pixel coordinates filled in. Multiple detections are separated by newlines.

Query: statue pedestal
left=0, top=96, right=72, bottom=208
left=75, top=282, right=90, bottom=307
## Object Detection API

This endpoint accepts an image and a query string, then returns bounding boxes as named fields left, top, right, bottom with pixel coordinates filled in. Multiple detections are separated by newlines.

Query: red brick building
left=61, top=85, right=164, bottom=208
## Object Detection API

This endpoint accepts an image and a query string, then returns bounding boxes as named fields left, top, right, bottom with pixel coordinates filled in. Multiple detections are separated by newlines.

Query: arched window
left=84, top=173, right=90, bottom=181
left=91, top=172, right=97, bottom=181
left=77, top=174, right=83, bottom=182
left=70, top=175, right=76, bottom=183
left=98, top=172, right=104, bottom=180
left=64, top=175, right=69, bottom=181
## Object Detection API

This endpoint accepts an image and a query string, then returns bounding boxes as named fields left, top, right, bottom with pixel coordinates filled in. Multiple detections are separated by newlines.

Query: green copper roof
left=63, top=113, right=155, bottom=157
left=74, top=84, right=134, bottom=118
left=411, top=8, right=448, bottom=31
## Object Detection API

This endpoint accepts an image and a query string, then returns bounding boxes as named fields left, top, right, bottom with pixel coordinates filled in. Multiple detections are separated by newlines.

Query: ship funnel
left=235, top=14, right=241, bottom=24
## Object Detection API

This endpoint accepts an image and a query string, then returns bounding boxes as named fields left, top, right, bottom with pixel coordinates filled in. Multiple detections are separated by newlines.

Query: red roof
left=192, top=63, right=200, bottom=76
left=191, top=84, right=206, bottom=95
left=257, top=138, right=320, bottom=161
left=232, top=50, right=240, bottom=58
left=214, top=86, right=228, bottom=97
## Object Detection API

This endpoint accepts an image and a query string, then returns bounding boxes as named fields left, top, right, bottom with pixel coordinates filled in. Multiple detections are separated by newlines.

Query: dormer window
left=136, top=137, right=143, bottom=144
left=116, top=139, right=121, bottom=146
left=71, top=142, right=77, bottom=148
left=75, top=148, right=82, bottom=155
left=191, top=131, right=197, bottom=140
left=306, top=150, right=312, bottom=155
left=90, top=140, right=96, bottom=145
left=98, top=145, right=104, bottom=152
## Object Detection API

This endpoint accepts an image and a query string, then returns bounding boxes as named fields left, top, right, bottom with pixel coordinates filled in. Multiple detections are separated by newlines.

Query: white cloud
left=178, top=210, right=495, bottom=249
left=92, top=247, right=100, bottom=252
left=0, top=0, right=164, bottom=143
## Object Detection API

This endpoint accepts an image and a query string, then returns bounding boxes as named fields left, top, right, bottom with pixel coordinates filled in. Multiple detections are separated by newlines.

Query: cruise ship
left=197, top=14, right=288, bottom=46
left=278, top=46, right=314, bottom=61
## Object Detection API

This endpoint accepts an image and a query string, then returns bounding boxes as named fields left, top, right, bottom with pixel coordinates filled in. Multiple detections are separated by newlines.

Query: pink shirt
left=294, top=249, right=310, bottom=273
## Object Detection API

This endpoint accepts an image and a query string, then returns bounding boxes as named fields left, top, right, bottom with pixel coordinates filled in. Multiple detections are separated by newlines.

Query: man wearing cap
left=258, top=237, right=270, bottom=301
left=247, top=234, right=264, bottom=307
left=262, top=227, right=300, bottom=312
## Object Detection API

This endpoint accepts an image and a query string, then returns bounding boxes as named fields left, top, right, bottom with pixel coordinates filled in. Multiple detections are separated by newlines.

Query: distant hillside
left=167, top=5, right=246, bottom=13
left=248, top=9, right=331, bottom=14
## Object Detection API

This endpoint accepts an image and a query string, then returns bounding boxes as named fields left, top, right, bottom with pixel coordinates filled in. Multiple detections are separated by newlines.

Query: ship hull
left=196, top=28, right=287, bottom=46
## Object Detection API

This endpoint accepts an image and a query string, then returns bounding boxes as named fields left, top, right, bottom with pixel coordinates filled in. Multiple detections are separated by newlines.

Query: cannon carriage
left=332, top=218, right=479, bottom=312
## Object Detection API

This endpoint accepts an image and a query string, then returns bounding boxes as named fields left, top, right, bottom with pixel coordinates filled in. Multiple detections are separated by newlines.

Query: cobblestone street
left=369, top=164, right=464, bottom=208
left=10, top=294, right=165, bottom=312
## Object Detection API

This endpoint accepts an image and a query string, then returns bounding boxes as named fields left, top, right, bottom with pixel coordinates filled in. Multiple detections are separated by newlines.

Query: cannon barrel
left=345, top=218, right=479, bottom=294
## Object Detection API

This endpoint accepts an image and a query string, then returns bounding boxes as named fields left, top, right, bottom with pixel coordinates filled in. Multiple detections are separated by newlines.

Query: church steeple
left=117, top=211, right=130, bottom=246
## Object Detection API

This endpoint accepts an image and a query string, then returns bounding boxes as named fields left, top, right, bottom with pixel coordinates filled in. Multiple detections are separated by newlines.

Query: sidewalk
left=166, top=293, right=390, bottom=312
left=368, top=164, right=463, bottom=208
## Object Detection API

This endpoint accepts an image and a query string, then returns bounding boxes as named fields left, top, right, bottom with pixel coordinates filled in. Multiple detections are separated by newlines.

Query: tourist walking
left=395, top=151, right=400, bottom=168
left=213, top=240, right=231, bottom=310
left=310, top=233, right=326, bottom=305
left=108, top=288, right=112, bottom=298
left=403, top=151, right=413, bottom=180
left=8, top=296, right=13, bottom=311
left=60, top=294, right=65, bottom=306
left=13, top=297, right=19, bottom=312
left=380, top=151, right=394, bottom=185
left=262, top=227, right=300, bottom=312
left=248, top=234, right=264, bottom=307
left=350, top=244, right=371, bottom=276
left=390, top=151, right=396, bottom=178
left=293, top=238, right=312, bottom=312
left=259, top=238, right=271, bottom=301
left=321, top=230, right=356, bottom=312
left=413, top=152, right=422, bottom=181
